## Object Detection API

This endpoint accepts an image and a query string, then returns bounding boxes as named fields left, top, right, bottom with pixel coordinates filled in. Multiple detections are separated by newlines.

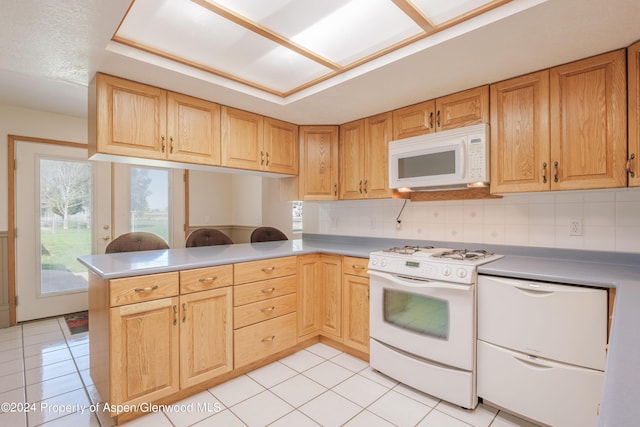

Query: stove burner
left=383, top=245, right=434, bottom=255
left=434, top=249, right=493, bottom=260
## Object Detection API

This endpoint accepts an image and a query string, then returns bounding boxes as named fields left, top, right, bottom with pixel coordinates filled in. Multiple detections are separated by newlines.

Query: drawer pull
left=262, top=335, right=275, bottom=342
left=352, top=264, right=365, bottom=270
left=261, top=287, right=276, bottom=293
left=261, top=306, right=275, bottom=313
left=198, top=276, right=217, bottom=283
left=134, top=285, right=159, bottom=293
left=261, top=266, right=276, bottom=272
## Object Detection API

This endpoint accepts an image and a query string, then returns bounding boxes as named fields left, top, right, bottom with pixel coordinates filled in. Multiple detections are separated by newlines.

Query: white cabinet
left=477, top=275, right=607, bottom=427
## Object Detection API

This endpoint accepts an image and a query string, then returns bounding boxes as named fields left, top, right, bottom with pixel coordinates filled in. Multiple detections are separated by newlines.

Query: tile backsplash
left=308, top=188, right=640, bottom=253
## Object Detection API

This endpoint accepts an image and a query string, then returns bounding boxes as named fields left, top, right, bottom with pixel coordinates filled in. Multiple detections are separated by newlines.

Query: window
left=130, top=167, right=170, bottom=242
left=292, top=201, right=303, bottom=233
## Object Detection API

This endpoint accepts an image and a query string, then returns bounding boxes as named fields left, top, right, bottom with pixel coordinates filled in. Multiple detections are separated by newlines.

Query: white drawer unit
left=478, top=341, right=604, bottom=427
left=477, top=275, right=608, bottom=427
left=478, top=275, right=607, bottom=370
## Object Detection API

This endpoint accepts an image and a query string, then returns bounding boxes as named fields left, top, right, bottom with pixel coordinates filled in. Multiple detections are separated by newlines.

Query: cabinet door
left=550, top=50, right=627, bottom=190
left=392, top=100, right=435, bottom=140
left=110, top=297, right=179, bottom=408
left=264, top=117, right=298, bottom=174
left=221, top=106, right=263, bottom=170
left=364, top=112, right=393, bottom=199
left=180, top=288, right=233, bottom=388
left=320, top=255, right=342, bottom=339
left=167, top=92, right=221, bottom=165
left=297, top=254, right=321, bottom=339
left=93, top=73, right=167, bottom=160
left=629, top=41, right=640, bottom=187
left=490, top=71, right=550, bottom=193
left=342, top=273, right=369, bottom=354
left=435, top=85, right=489, bottom=131
left=299, top=126, right=339, bottom=200
left=339, top=119, right=366, bottom=200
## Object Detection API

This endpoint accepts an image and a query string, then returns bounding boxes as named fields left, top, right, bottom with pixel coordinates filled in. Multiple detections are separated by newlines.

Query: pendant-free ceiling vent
left=113, top=0, right=512, bottom=98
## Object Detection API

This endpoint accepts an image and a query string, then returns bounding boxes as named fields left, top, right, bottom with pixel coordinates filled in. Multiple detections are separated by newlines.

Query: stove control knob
left=456, top=268, right=467, bottom=279
left=370, top=257, right=378, bottom=266
left=442, top=266, right=452, bottom=277
left=380, top=259, right=388, bottom=268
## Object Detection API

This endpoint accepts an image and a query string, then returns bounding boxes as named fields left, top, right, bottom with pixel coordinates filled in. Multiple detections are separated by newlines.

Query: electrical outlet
left=569, top=217, right=583, bottom=236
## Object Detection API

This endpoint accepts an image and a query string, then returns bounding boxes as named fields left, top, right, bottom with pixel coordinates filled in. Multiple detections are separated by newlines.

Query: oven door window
left=383, top=288, right=449, bottom=339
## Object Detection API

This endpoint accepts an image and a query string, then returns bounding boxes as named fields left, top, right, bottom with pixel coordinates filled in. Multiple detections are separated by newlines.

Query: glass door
left=15, top=141, right=109, bottom=322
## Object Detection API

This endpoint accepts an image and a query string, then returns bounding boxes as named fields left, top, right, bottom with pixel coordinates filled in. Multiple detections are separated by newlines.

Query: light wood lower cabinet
left=233, top=256, right=298, bottom=368
left=234, top=313, right=297, bottom=368
left=110, top=296, right=180, bottom=407
left=297, top=254, right=370, bottom=355
left=342, top=257, right=370, bottom=354
left=179, top=287, right=233, bottom=388
left=91, top=268, right=233, bottom=421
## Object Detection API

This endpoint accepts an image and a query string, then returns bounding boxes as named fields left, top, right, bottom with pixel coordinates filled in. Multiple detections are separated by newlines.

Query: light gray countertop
left=78, top=233, right=640, bottom=427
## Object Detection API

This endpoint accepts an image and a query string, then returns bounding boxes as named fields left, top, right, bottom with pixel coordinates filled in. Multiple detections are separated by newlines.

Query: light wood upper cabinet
left=90, top=73, right=167, bottom=160
left=221, top=107, right=298, bottom=174
left=110, top=296, right=180, bottom=409
left=550, top=49, right=627, bottom=190
left=90, top=73, right=221, bottom=166
left=490, top=70, right=551, bottom=193
left=628, top=41, right=640, bottom=187
left=435, top=86, right=489, bottom=131
left=339, top=112, right=393, bottom=199
left=167, top=92, right=221, bottom=165
left=491, top=50, right=627, bottom=194
left=298, top=126, right=339, bottom=200
left=263, top=117, right=299, bottom=175
left=392, top=86, right=488, bottom=140
left=221, top=107, right=263, bottom=170
left=392, top=100, right=436, bottom=140
left=179, top=287, right=233, bottom=388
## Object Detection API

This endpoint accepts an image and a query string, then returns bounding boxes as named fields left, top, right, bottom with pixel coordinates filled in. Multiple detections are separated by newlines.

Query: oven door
left=369, top=270, right=475, bottom=371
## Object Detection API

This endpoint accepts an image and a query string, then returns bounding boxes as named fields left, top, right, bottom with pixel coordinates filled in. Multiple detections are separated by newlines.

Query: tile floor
left=0, top=316, right=542, bottom=427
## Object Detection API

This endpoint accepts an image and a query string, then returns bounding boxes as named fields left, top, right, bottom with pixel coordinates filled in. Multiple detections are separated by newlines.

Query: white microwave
left=389, top=123, right=490, bottom=191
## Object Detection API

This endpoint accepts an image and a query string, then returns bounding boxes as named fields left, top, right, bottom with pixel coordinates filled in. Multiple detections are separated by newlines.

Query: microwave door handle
left=458, top=141, right=466, bottom=179
left=369, top=270, right=470, bottom=291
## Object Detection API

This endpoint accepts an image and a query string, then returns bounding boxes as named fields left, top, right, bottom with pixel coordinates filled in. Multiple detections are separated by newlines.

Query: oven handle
left=368, top=270, right=471, bottom=291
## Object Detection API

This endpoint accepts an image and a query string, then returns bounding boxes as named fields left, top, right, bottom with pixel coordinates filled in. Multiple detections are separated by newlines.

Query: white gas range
left=368, top=246, right=503, bottom=409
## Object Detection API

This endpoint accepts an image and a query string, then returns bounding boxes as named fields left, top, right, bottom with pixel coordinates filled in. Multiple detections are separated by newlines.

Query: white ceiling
left=1, top=0, right=640, bottom=125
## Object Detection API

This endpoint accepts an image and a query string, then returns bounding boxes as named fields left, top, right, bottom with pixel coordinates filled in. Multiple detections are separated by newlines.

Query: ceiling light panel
left=411, top=0, right=496, bottom=25
left=116, top=0, right=332, bottom=93
left=211, top=0, right=423, bottom=66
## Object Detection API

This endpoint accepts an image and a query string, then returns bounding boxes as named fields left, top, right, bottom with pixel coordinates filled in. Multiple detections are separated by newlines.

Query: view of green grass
left=41, top=227, right=90, bottom=273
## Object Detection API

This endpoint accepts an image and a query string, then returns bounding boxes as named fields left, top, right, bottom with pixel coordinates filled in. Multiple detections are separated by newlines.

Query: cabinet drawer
left=234, top=275, right=296, bottom=306
left=234, top=256, right=297, bottom=284
left=342, top=256, right=369, bottom=277
left=234, top=294, right=297, bottom=329
left=478, top=275, right=607, bottom=370
left=234, top=313, right=297, bottom=368
left=478, top=340, right=603, bottom=427
left=109, top=272, right=179, bottom=307
left=180, top=265, right=233, bottom=294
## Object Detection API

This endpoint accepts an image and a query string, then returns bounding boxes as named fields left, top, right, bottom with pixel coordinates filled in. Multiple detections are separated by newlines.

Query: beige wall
left=0, top=104, right=88, bottom=230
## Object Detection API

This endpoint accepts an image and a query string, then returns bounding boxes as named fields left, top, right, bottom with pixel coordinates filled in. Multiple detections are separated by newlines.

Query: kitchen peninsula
left=79, top=234, right=640, bottom=426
